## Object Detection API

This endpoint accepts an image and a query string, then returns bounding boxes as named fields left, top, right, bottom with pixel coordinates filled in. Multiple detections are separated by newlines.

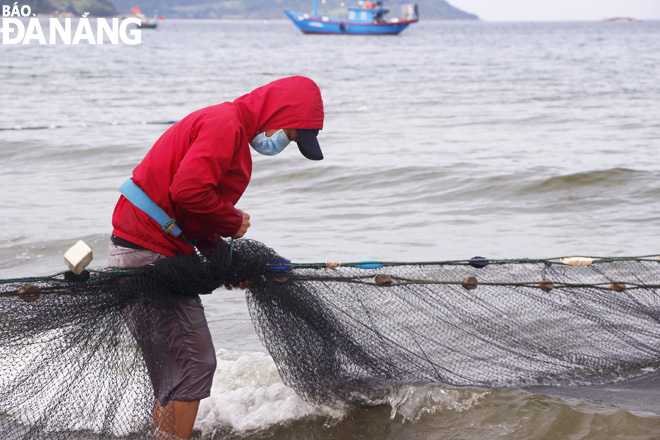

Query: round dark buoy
left=18, top=284, right=41, bottom=302
left=461, top=276, right=478, bottom=290
left=611, top=282, right=626, bottom=292
left=538, top=278, right=554, bottom=292
left=374, top=274, right=393, bottom=286
left=469, top=257, right=489, bottom=269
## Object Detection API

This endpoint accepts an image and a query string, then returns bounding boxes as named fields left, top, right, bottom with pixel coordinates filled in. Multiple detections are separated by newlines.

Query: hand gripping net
left=2, top=240, right=660, bottom=438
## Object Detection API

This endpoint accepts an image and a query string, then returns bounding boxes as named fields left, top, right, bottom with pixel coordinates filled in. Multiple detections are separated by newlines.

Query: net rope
left=1, top=239, right=660, bottom=438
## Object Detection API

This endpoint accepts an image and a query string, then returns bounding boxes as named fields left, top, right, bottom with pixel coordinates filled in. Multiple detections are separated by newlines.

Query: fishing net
left=0, top=239, right=270, bottom=440
left=2, top=239, right=660, bottom=438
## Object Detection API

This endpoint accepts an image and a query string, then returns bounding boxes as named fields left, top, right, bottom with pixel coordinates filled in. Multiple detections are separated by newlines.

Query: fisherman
left=108, top=76, right=324, bottom=440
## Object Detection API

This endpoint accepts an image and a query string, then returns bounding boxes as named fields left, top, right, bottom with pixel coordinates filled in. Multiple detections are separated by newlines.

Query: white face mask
left=250, top=130, right=291, bottom=156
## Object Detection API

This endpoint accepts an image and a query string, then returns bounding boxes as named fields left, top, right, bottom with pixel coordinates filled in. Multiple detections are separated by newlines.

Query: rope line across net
left=1, top=239, right=660, bottom=438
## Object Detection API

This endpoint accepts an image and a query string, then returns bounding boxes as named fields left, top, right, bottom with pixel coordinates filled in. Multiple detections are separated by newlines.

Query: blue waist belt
left=119, top=179, right=193, bottom=246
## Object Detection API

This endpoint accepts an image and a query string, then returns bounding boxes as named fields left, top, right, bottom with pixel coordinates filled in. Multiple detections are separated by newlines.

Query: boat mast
left=313, top=0, right=318, bottom=17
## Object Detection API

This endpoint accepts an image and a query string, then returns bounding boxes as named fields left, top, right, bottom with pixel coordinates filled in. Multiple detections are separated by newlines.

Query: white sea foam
left=195, top=349, right=344, bottom=436
left=195, top=349, right=494, bottom=435
left=388, top=382, right=489, bottom=422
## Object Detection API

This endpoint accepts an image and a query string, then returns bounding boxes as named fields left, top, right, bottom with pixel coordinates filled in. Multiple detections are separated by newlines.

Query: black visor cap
left=296, top=129, right=323, bottom=160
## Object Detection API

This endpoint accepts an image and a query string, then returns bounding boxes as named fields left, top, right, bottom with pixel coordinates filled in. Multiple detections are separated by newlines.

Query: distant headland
left=20, top=0, right=479, bottom=20
left=19, top=0, right=119, bottom=17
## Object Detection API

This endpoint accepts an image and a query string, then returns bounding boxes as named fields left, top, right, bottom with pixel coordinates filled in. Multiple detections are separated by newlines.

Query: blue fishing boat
left=284, top=1, right=419, bottom=35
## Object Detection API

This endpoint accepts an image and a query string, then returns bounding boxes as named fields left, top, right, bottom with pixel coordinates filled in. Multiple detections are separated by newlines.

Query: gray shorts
left=108, top=243, right=217, bottom=404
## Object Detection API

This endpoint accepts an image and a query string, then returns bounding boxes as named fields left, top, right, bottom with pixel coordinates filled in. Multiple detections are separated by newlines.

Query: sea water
left=1, top=19, right=660, bottom=439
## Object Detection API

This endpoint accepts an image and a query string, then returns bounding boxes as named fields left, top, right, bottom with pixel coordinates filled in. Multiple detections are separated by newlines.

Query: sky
left=448, top=0, right=660, bottom=21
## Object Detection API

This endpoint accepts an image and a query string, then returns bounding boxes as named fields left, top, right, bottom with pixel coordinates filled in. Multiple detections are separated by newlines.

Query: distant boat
left=131, top=6, right=163, bottom=29
left=284, top=0, right=419, bottom=35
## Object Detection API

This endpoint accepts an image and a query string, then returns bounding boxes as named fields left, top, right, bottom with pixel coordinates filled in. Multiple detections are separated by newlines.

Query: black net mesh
left=0, top=240, right=273, bottom=439
left=248, top=257, right=660, bottom=407
left=2, top=239, right=660, bottom=438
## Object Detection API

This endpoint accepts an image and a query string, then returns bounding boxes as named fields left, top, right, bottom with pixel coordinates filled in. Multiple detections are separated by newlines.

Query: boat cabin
left=347, top=2, right=389, bottom=23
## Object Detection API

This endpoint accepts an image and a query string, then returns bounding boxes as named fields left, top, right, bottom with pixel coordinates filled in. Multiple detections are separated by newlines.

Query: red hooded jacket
left=111, top=76, right=324, bottom=257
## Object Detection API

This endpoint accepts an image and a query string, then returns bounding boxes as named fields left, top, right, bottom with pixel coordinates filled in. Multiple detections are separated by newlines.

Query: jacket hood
left=233, top=76, right=324, bottom=138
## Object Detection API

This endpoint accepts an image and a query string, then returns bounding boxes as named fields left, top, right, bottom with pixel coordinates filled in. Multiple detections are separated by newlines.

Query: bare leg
left=153, top=399, right=175, bottom=439
left=172, top=400, right=201, bottom=439
left=153, top=399, right=200, bottom=440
